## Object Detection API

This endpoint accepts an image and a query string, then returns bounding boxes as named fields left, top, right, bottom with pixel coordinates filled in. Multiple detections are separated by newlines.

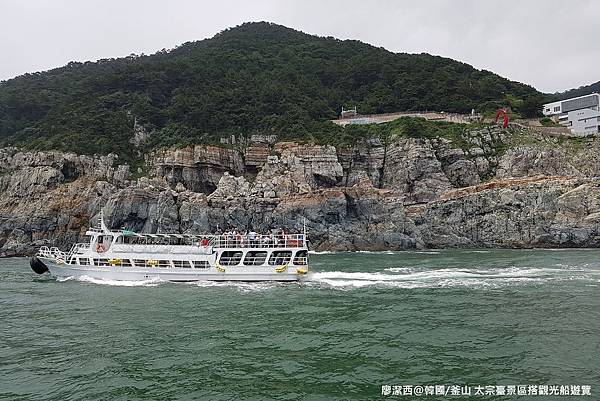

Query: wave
left=308, top=266, right=600, bottom=289
left=311, top=250, right=442, bottom=255
left=191, top=280, right=282, bottom=292
left=56, top=275, right=284, bottom=291
left=355, top=250, right=396, bottom=254
left=352, top=250, right=442, bottom=255
left=57, top=275, right=164, bottom=287
left=52, top=265, right=600, bottom=290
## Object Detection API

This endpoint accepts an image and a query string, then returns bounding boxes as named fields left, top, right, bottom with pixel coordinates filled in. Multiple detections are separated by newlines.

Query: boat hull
left=40, top=258, right=302, bottom=282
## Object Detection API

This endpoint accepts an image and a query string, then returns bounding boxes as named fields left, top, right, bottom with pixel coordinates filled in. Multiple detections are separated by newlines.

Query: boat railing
left=111, top=244, right=213, bottom=255
left=210, top=234, right=306, bottom=249
left=63, top=243, right=90, bottom=262
left=72, top=243, right=90, bottom=254
left=37, top=246, right=68, bottom=262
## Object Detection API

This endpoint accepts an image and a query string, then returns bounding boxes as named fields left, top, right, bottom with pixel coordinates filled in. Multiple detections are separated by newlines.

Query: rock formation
left=3, top=126, right=600, bottom=256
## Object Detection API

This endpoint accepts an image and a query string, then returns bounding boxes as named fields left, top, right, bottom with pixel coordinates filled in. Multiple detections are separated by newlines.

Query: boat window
left=147, top=237, right=167, bottom=245
left=78, top=258, right=90, bottom=266
left=268, top=251, right=292, bottom=266
left=97, top=236, right=112, bottom=250
left=219, top=251, right=243, bottom=266
left=158, top=260, right=171, bottom=268
left=93, top=258, right=110, bottom=267
left=146, top=260, right=159, bottom=268
left=293, top=250, right=308, bottom=265
left=244, top=251, right=267, bottom=266
left=172, top=260, right=187, bottom=268
left=121, top=259, right=133, bottom=267
left=192, top=261, right=209, bottom=269
left=133, top=259, right=146, bottom=267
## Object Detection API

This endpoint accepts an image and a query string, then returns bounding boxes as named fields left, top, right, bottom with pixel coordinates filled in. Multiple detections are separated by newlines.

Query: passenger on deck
left=248, top=228, right=257, bottom=246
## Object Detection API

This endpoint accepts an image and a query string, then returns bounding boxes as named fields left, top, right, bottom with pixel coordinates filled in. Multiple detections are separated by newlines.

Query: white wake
left=57, top=275, right=164, bottom=287
left=306, top=265, right=600, bottom=289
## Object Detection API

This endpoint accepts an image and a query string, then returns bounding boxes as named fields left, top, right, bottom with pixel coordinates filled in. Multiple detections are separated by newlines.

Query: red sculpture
left=495, top=109, right=509, bottom=128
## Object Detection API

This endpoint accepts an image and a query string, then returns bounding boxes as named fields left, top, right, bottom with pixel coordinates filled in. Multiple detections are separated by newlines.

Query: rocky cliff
left=3, top=126, right=600, bottom=256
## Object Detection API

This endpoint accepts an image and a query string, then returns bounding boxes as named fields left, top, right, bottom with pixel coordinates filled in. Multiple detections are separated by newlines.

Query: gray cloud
left=0, top=0, right=598, bottom=92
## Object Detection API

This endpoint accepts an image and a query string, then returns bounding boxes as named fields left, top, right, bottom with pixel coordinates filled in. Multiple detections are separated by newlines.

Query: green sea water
left=1, top=249, right=599, bottom=400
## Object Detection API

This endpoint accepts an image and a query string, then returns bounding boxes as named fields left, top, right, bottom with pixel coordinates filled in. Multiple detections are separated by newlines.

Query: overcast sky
left=1, top=0, right=598, bottom=93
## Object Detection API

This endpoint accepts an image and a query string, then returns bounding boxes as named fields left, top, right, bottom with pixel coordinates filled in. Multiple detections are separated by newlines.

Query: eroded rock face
left=150, top=145, right=244, bottom=193
left=383, top=138, right=453, bottom=203
left=338, top=138, right=385, bottom=187
left=414, top=177, right=600, bottom=248
left=496, top=147, right=580, bottom=178
left=5, top=127, right=600, bottom=255
left=0, top=149, right=134, bottom=256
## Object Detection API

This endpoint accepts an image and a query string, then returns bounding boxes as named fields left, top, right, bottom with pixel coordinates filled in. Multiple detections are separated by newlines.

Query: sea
left=1, top=249, right=599, bottom=400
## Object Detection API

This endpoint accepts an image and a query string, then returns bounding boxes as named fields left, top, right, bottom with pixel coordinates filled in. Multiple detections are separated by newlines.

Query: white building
left=543, top=93, right=600, bottom=135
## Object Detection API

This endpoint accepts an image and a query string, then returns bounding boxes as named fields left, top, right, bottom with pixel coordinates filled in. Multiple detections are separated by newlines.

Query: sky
left=0, top=0, right=598, bottom=93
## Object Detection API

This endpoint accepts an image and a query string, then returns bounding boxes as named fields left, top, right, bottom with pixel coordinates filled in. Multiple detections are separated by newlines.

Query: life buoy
left=96, top=244, right=106, bottom=253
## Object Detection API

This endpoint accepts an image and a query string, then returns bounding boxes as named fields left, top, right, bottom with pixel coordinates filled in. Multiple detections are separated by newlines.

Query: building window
left=554, top=106, right=560, bottom=112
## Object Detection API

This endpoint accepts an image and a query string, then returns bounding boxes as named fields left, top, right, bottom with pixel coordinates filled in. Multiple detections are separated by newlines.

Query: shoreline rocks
left=4, top=129, right=600, bottom=256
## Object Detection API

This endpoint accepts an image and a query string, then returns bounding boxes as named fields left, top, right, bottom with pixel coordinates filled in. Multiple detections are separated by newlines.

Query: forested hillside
left=556, top=81, right=600, bottom=100
left=0, top=22, right=548, bottom=160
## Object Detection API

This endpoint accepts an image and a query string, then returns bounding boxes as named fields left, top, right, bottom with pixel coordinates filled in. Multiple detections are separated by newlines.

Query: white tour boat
left=30, top=214, right=309, bottom=282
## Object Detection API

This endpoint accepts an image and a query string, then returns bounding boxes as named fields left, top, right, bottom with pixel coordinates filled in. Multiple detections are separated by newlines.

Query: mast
left=99, top=210, right=109, bottom=233
left=303, top=217, right=307, bottom=243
